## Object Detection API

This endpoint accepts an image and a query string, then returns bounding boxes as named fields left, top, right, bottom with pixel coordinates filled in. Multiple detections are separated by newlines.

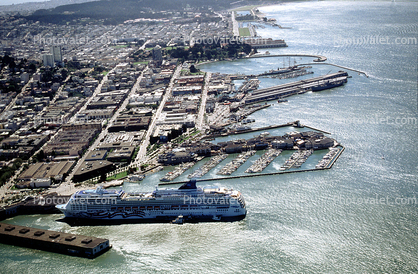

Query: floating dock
left=0, top=222, right=111, bottom=259
left=218, top=150, right=256, bottom=175
left=158, top=146, right=345, bottom=185
left=160, top=161, right=197, bottom=182
left=245, top=149, right=282, bottom=173
left=280, top=149, right=313, bottom=170
left=188, top=154, right=228, bottom=179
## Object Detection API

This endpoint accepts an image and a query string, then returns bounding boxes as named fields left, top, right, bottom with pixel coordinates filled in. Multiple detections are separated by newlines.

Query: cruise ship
left=56, top=180, right=246, bottom=224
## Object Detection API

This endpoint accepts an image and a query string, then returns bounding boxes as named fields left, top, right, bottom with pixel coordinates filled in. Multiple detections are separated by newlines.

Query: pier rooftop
left=0, top=222, right=111, bottom=259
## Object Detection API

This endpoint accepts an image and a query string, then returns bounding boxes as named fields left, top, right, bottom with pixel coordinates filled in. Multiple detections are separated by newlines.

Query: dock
left=247, top=54, right=327, bottom=62
left=297, top=62, right=369, bottom=77
left=206, top=121, right=298, bottom=139
left=245, top=149, right=282, bottom=173
left=300, top=124, right=331, bottom=135
left=0, top=193, right=71, bottom=221
left=0, top=222, right=111, bottom=259
left=188, top=154, right=228, bottom=179
left=160, top=161, right=197, bottom=182
left=245, top=71, right=349, bottom=104
left=158, top=146, right=345, bottom=186
left=218, top=150, right=256, bottom=175
left=280, top=149, right=313, bottom=170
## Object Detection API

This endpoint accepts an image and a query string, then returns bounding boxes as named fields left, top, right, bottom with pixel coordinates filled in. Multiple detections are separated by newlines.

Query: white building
left=42, top=54, right=55, bottom=67
left=50, top=46, right=62, bottom=62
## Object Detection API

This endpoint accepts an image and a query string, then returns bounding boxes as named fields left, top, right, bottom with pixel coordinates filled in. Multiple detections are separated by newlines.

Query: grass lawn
left=107, top=171, right=128, bottom=180
left=134, top=61, right=149, bottom=65
left=112, top=45, right=128, bottom=48
left=239, top=28, right=251, bottom=37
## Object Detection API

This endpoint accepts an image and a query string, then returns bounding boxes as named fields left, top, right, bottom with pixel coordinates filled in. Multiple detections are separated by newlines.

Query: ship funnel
left=178, top=179, right=197, bottom=190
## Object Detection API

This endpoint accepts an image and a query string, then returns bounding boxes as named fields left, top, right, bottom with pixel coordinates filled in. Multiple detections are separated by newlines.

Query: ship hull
left=312, top=81, right=345, bottom=92
left=59, top=212, right=246, bottom=226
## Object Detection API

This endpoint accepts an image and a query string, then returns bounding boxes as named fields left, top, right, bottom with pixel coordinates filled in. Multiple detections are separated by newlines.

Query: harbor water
left=1, top=1, right=417, bottom=273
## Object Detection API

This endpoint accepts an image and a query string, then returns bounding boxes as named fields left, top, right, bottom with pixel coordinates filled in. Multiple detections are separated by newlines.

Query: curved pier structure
left=297, top=62, right=369, bottom=77
left=248, top=54, right=327, bottom=62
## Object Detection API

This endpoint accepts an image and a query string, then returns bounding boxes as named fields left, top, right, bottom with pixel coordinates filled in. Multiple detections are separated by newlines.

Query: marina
left=0, top=1, right=414, bottom=272
left=237, top=79, right=260, bottom=93
left=187, top=154, right=228, bottom=179
left=245, top=149, right=282, bottom=173
left=160, top=161, right=198, bottom=182
left=316, top=147, right=341, bottom=169
left=280, top=149, right=313, bottom=170
left=217, top=150, right=256, bottom=175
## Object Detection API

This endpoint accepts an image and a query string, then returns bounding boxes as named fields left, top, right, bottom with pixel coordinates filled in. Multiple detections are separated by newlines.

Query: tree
left=190, top=65, right=198, bottom=73
left=29, top=63, right=36, bottom=71
left=61, top=69, right=68, bottom=79
left=34, top=150, right=45, bottom=162
left=100, top=173, right=107, bottom=182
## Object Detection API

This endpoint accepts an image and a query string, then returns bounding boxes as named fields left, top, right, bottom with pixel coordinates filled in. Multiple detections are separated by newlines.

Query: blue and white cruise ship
left=56, top=180, right=246, bottom=223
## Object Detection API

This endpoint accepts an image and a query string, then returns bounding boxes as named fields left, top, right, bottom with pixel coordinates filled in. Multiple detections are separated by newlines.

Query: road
left=68, top=66, right=117, bottom=123
left=63, top=64, right=147, bottom=185
left=196, top=72, right=211, bottom=130
left=3, top=68, right=39, bottom=112
left=231, top=11, right=240, bottom=37
left=134, top=65, right=182, bottom=166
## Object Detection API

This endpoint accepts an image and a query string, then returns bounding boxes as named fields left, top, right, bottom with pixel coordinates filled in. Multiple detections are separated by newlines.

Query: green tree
left=190, top=65, right=198, bottom=73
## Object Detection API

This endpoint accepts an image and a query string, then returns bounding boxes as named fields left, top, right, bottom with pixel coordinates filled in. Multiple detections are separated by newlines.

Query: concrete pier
left=247, top=54, right=327, bottom=62
left=297, top=62, right=369, bottom=77
left=301, top=124, right=331, bottom=135
left=0, top=222, right=111, bottom=258
left=245, top=71, right=349, bottom=104
left=204, top=121, right=298, bottom=139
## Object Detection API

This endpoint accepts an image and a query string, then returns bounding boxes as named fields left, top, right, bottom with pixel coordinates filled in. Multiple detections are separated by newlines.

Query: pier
left=245, top=149, right=282, bottom=173
left=297, top=62, right=369, bottom=77
left=159, top=146, right=345, bottom=186
left=300, top=124, right=331, bottom=135
left=206, top=120, right=333, bottom=139
left=245, top=71, right=349, bottom=104
left=280, top=149, right=313, bottom=170
left=205, top=120, right=298, bottom=139
left=247, top=54, right=327, bottom=62
left=218, top=150, right=255, bottom=175
left=0, top=222, right=111, bottom=258
left=0, top=193, right=70, bottom=221
left=160, top=161, right=197, bottom=182
left=188, top=154, right=228, bottom=179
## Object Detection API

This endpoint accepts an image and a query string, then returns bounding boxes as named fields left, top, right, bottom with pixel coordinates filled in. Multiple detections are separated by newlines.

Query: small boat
left=212, top=215, right=221, bottom=221
left=277, top=99, right=288, bottom=103
left=124, top=174, right=145, bottom=183
left=171, top=215, right=184, bottom=224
